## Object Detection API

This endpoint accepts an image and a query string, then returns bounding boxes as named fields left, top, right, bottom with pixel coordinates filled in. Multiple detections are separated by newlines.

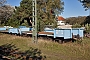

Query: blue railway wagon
left=54, top=28, right=72, bottom=39
left=43, top=28, right=72, bottom=39
left=8, top=28, right=19, bottom=34
left=8, top=27, right=32, bottom=35
left=19, top=28, right=32, bottom=35
left=0, top=27, right=6, bottom=31
left=44, top=28, right=84, bottom=39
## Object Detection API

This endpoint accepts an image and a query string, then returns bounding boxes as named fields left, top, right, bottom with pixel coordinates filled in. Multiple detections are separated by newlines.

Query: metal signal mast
left=32, top=0, right=37, bottom=43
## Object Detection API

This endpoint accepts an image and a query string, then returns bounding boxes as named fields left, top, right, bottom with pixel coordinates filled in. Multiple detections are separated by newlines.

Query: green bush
left=72, top=23, right=81, bottom=28
left=84, top=23, right=90, bottom=33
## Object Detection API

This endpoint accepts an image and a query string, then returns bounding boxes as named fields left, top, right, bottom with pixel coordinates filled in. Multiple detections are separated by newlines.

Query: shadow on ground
left=0, top=43, right=46, bottom=60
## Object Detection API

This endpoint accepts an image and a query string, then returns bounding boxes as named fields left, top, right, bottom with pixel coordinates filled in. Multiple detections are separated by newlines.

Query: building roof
left=57, top=16, right=64, bottom=21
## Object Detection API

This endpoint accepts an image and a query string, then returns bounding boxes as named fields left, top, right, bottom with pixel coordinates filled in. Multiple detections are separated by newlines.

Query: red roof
left=57, top=16, right=64, bottom=21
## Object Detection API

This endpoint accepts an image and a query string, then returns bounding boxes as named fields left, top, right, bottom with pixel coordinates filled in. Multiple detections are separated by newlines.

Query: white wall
left=57, top=21, right=65, bottom=25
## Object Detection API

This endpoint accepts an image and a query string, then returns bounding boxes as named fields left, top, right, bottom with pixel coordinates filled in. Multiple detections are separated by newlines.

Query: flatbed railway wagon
left=8, top=27, right=32, bottom=35
left=39, top=28, right=84, bottom=43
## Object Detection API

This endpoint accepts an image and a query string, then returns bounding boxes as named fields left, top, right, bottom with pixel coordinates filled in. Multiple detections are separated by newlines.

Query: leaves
left=7, top=0, right=64, bottom=30
left=0, top=0, right=6, bottom=6
left=0, top=5, right=14, bottom=25
left=78, top=0, right=90, bottom=10
left=37, top=0, right=64, bottom=31
left=65, top=16, right=86, bottom=25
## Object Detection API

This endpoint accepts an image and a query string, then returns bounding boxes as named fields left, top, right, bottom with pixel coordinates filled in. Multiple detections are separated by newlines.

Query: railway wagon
left=18, top=26, right=32, bottom=35
left=8, top=27, right=32, bottom=35
left=0, top=27, right=6, bottom=31
left=44, top=28, right=84, bottom=39
left=8, top=28, right=19, bottom=34
left=19, top=27, right=32, bottom=35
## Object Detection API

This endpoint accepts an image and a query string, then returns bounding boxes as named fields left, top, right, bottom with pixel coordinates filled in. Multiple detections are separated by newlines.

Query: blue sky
left=6, top=0, right=21, bottom=6
left=6, top=0, right=89, bottom=18
left=61, top=0, right=89, bottom=18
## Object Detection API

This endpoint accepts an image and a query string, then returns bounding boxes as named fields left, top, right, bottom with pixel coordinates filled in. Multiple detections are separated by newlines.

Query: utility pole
left=32, top=0, right=37, bottom=43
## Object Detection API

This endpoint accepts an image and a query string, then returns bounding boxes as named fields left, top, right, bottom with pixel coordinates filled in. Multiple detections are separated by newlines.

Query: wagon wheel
left=76, top=34, right=83, bottom=44
left=47, top=37, right=53, bottom=41
left=54, top=39, right=58, bottom=43
left=58, top=40, right=62, bottom=44
left=58, top=39, right=64, bottom=44
left=54, top=39, right=63, bottom=44
left=53, top=38, right=56, bottom=42
left=14, top=33, right=17, bottom=36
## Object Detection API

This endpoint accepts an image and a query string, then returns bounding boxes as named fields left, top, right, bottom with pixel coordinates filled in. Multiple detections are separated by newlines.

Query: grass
left=0, top=33, right=90, bottom=60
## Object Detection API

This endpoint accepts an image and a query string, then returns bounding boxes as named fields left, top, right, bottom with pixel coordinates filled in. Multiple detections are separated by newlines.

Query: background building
left=57, top=16, right=65, bottom=26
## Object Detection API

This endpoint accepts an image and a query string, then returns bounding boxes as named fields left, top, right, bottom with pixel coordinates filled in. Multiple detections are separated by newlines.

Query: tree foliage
left=0, top=0, right=14, bottom=26
left=7, top=0, right=32, bottom=27
left=37, top=0, right=64, bottom=31
left=78, top=0, right=90, bottom=10
left=8, top=0, right=64, bottom=30
left=65, top=16, right=86, bottom=25
left=65, top=16, right=90, bottom=29
left=0, top=0, right=6, bottom=6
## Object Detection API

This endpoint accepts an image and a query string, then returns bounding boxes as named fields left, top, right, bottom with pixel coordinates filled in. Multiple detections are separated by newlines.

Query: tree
left=78, top=0, right=90, bottom=10
left=79, top=0, right=90, bottom=16
left=0, top=5, right=14, bottom=25
left=8, top=0, right=32, bottom=27
left=9, top=0, right=64, bottom=30
left=37, top=0, right=64, bottom=30
left=0, top=0, right=6, bottom=6
left=65, top=16, right=86, bottom=25
left=78, top=0, right=90, bottom=26
left=0, top=0, right=14, bottom=25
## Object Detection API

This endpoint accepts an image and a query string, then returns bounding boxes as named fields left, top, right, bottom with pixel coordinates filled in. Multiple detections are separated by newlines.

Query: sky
left=6, top=0, right=89, bottom=18
left=62, top=0, right=89, bottom=18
